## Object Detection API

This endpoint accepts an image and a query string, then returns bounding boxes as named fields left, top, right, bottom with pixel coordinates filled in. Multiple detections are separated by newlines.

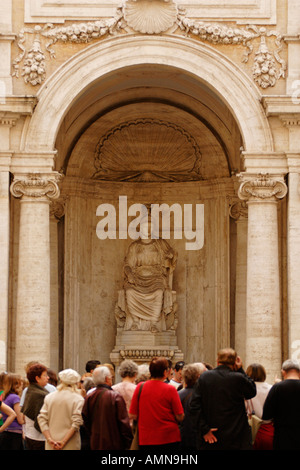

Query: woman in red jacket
left=129, top=357, right=184, bottom=452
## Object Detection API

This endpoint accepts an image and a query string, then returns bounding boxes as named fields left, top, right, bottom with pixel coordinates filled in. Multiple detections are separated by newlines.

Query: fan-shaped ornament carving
left=93, top=119, right=202, bottom=182
left=123, top=0, right=178, bottom=35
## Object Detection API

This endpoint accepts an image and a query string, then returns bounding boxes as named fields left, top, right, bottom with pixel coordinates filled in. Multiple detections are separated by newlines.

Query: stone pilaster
left=280, top=116, right=300, bottom=362
left=10, top=173, right=62, bottom=374
left=238, top=173, right=287, bottom=381
left=229, top=200, right=248, bottom=361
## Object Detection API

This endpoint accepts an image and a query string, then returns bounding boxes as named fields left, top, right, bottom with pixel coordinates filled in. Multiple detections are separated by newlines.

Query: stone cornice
left=286, top=153, right=300, bottom=172
left=283, top=34, right=300, bottom=44
left=0, top=96, right=37, bottom=115
left=261, top=96, right=300, bottom=116
left=0, top=152, right=13, bottom=171
left=0, top=33, right=17, bottom=43
left=241, top=151, right=288, bottom=175
left=10, top=150, right=58, bottom=173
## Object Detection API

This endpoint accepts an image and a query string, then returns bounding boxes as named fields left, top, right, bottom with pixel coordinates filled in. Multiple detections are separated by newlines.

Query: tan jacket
left=38, top=389, right=84, bottom=450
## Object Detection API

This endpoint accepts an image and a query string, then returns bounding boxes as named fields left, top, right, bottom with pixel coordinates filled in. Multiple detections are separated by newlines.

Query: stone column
left=10, top=173, right=62, bottom=374
left=0, top=113, right=16, bottom=371
left=238, top=173, right=287, bottom=381
left=286, top=158, right=300, bottom=362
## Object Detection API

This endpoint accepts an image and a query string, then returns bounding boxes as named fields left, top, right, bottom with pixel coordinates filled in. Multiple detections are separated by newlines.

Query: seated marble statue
left=115, top=224, right=178, bottom=333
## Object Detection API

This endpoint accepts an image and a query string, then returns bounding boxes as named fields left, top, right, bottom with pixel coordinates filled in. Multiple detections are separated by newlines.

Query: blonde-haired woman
left=38, top=369, right=84, bottom=450
left=0, top=373, right=24, bottom=450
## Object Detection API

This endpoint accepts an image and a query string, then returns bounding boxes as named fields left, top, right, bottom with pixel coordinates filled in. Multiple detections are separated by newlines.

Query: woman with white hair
left=112, top=360, right=138, bottom=415
left=38, top=369, right=84, bottom=450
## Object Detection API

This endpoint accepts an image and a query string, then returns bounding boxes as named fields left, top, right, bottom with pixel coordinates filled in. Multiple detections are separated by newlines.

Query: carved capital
left=50, top=197, right=67, bottom=219
left=238, top=173, right=287, bottom=202
left=10, top=173, right=63, bottom=201
left=229, top=200, right=248, bottom=220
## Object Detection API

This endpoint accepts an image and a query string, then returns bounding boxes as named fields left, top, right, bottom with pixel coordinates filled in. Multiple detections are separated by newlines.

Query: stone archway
left=12, top=34, right=283, bottom=376
left=22, top=34, right=273, bottom=154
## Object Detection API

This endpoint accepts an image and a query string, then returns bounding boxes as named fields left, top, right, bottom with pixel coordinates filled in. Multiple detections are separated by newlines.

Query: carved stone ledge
left=238, top=173, right=288, bottom=202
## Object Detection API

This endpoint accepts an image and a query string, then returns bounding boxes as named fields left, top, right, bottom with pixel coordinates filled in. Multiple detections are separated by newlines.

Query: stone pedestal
left=110, top=329, right=184, bottom=380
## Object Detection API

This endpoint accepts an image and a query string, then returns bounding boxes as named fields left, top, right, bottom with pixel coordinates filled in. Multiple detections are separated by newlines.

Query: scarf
left=21, top=383, right=49, bottom=433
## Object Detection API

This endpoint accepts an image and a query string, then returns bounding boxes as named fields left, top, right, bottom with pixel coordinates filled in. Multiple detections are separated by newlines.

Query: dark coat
left=189, top=365, right=256, bottom=450
left=82, top=384, right=133, bottom=450
left=262, top=379, right=300, bottom=450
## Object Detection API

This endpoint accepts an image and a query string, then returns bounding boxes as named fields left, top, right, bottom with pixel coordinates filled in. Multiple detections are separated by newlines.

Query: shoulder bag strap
left=136, top=381, right=145, bottom=420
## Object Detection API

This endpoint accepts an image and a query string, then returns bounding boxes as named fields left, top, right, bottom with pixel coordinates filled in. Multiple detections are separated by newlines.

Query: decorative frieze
left=120, top=348, right=175, bottom=360
left=12, top=0, right=286, bottom=89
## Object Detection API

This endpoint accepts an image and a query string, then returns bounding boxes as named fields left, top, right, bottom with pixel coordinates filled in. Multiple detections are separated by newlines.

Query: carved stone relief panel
left=13, top=0, right=285, bottom=90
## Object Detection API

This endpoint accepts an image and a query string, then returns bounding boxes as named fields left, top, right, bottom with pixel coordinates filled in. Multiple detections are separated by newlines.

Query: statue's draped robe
left=123, top=238, right=176, bottom=331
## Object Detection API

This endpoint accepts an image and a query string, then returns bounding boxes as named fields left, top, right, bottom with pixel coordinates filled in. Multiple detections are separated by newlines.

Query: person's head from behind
left=2, top=373, right=23, bottom=398
left=58, top=369, right=81, bottom=392
left=281, top=359, right=300, bottom=379
left=182, top=364, right=201, bottom=388
left=136, top=364, right=150, bottom=384
left=246, top=363, right=266, bottom=382
left=149, top=357, right=169, bottom=380
left=118, top=360, right=138, bottom=380
left=85, top=360, right=101, bottom=373
left=217, top=348, right=237, bottom=369
left=93, top=366, right=112, bottom=386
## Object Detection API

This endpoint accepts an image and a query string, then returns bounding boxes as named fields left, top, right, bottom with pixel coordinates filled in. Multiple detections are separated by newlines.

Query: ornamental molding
left=0, top=113, right=18, bottom=127
left=10, top=173, right=63, bottom=200
left=238, top=173, right=288, bottom=202
left=12, top=0, right=286, bottom=89
left=119, top=348, right=175, bottom=361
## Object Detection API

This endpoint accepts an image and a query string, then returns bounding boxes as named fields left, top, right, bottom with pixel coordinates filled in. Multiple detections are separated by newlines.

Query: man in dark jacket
left=262, top=359, right=300, bottom=450
left=82, top=366, right=132, bottom=450
left=189, top=348, right=256, bottom=450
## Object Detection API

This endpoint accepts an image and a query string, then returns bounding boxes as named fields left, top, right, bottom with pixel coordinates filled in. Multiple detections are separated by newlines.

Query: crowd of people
left=0, top=348, right=300, bottom=451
